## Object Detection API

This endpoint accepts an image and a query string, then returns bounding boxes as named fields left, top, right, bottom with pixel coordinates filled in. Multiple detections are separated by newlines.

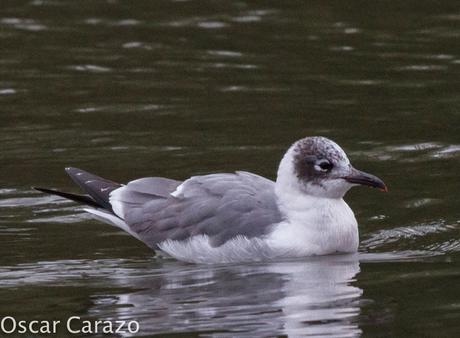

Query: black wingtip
left=33, top=186, right=101, bottom=208
left=33, top=186, right=51, bottom=193
left=33, top=186, right=66, bottom=197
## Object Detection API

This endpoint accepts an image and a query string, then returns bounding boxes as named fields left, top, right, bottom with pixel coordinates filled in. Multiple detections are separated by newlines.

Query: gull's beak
left=343, top=168, right=388, bottom=192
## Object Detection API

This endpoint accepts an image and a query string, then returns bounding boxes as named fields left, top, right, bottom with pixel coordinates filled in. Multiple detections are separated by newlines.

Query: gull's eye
left=316, top=160, right=333, bottom=172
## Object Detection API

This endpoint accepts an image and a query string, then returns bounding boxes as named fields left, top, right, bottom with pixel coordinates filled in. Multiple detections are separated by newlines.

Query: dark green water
left=1, top=0, right=460, bottom=337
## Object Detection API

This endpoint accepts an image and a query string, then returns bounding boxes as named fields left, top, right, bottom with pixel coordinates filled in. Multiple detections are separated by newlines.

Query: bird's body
left=35, top=136, right=386, bottom=264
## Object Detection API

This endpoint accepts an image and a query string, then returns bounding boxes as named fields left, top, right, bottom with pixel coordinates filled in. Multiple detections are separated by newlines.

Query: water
left=1, top=0, right=460, bottom=337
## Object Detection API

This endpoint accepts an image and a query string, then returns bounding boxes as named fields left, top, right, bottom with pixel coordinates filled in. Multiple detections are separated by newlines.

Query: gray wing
left=111, top=171, right=284, bottom=248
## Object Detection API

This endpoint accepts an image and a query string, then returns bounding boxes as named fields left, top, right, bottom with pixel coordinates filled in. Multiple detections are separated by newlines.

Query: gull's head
left=277, top=136, right=387, bottom=199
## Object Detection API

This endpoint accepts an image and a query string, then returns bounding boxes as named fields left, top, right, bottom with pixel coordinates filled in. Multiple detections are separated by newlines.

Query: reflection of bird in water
left=270, top=255, right=362, bottom=337
left=35, top=136, right=386, bottom=263
left=90, top=255, right=362, bottom=337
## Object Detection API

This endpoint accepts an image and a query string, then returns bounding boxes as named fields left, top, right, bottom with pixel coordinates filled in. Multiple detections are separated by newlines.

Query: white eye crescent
left=315, top=160, right=333, bottom=172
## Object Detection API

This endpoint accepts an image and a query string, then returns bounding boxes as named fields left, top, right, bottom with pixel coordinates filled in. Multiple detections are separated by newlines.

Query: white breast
left=266, top=195, right=359, bottom=256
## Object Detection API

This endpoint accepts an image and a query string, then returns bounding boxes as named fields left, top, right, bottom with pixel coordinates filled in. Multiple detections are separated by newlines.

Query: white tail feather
left=83, top=208, right=141, bottom=241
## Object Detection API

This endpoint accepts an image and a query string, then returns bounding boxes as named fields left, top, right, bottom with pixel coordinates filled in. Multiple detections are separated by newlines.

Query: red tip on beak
left=343, top=168, right=388, bottom=192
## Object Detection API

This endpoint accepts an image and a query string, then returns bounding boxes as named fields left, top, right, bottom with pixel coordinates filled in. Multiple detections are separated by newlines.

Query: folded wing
left=110, top=171, right=283, bottom=248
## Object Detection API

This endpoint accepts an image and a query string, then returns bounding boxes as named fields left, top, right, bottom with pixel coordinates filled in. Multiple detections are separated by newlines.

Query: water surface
left=1, top=0, right=460, bottom=337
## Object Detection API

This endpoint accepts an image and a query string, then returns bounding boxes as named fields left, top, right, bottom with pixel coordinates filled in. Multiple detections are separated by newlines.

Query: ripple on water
left=430, top=145, right=460, bottom=158
left=329, top=45, right=354, bottom=52
left=0, top=189, right=92, bottom=226
left=203, top=62, right=258, bottom=70
left=231, top=15, right=261, bottom=23
left=207, top=50, right=243, bottom=58
left=0, top=195, right=67, bottom=208
left=219, top=85, right=287, bottom=92
left=350, top=142, right=460, bottom=163
left=122, top=41, right=156, bottom=50
left=387, top=142, right=443, bottom=152
left=0, top=17, right=47, bottom=31
left=84, top=17, right=103, bottom=25
left=336, top=79, right=384, bottom=86
left=396, top=64, right=448, bottom=72
left=0, top=258, right=147, bottom=287
left=404, top=198, right=442, bottom=209
left=0, top=88, right=16, bottom=95
left=27, top=212, right=91, bottom=224
left=67, top=64, right=112, bottom=73
left=231, top=9, right=276, bottom=23
left=361, top=221, right=458, bottom=251
left=197, top=21, right=227, bottom=29
left=112, top=19, right=141, bottom=26
left=0, top=189, right=17, bottom=195
left=424, top=239, right=460, bottom=254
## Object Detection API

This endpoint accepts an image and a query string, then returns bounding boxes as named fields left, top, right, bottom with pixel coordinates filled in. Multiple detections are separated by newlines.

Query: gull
left=34, top=136, right=387, bottom=263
